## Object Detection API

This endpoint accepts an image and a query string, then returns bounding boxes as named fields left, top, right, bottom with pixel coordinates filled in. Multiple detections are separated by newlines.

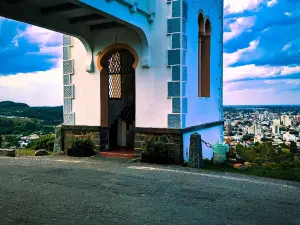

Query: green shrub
left=68, top=137, right=94, bottom=157
left=27, top=134, right=55, bottom=151
left=70, top=137, right=92, bottom=149
left=143, top=136, right=168, bottom=155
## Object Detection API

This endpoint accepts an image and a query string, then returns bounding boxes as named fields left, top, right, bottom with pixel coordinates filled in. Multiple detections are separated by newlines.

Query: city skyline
left=1, top=0, right=300, bottom=106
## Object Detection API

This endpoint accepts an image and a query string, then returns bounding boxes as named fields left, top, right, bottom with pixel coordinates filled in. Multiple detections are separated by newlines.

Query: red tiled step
left=98, top=151, right=135, bottom=159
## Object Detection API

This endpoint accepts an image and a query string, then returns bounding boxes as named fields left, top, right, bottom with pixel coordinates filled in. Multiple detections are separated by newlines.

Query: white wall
left=71, top=38, right=101, bottom=126
left=185, top=0, right=223, bottom=127
left=71, top=0, right=223, bottom=129
left=72, top=20, right=172, bottom=127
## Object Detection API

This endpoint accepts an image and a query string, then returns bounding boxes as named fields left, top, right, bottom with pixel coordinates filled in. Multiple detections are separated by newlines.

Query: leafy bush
left=236, top=144, right=255, bottom=162
left=27, top=134, right=55, bottom=151
left=70, top=137, right=92, bottom=149
left=143, top=136, right=168, bottom=155
left=67, top=137, right=95, bottom=157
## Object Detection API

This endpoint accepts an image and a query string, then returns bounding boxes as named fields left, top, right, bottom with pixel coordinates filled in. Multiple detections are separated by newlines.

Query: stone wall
left=54, top=125, right=109, bottom=155
left=134, top=128, right=183, bottom=165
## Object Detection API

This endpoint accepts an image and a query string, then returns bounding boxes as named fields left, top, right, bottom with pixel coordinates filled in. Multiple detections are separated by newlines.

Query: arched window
left=198, top=14, right=211, bottom=98
left=198, top=13, right=205, bottom=97
left=202, top=19, right=211, bottom=97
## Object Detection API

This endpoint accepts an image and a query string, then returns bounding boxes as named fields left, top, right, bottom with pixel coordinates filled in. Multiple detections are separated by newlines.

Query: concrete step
left=90, top=155, right=139, bottom=164
left=0, top=149, right=16, bottom=157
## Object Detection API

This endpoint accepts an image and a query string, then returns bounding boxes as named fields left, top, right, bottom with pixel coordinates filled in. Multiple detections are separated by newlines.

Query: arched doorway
left=98, top=44, right=138, bottom=150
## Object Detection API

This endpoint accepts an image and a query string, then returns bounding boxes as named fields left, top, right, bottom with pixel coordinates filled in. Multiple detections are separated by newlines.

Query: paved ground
left=0, top=156, right=300, bottom=225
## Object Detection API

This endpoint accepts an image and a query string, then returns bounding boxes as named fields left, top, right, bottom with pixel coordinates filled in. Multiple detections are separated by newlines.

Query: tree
left=260, top=137, right=269, bottom=142
left=290, top=141, right=298, bottom=155
left=289, top=130, right=299, bottom=136
left=242, top=134, right=254, bottom=142
left=0, top=134, right=2, bottom=148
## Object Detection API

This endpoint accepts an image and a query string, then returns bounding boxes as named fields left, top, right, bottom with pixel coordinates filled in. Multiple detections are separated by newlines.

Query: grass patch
left=202, top=160, right=300, bottom=182
left=16, top=149, right=54, bottom=157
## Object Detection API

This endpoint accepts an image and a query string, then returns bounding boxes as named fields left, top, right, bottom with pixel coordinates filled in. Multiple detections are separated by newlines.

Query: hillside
left=0, top=101, right=29, bottom=108
left=0, top=101, right=63, bottom=135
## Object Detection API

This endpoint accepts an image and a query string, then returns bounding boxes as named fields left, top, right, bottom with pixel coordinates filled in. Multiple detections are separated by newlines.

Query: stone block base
left=54, top=125, right=109, bottom=155
left=134, top=128, right=183, bottom=165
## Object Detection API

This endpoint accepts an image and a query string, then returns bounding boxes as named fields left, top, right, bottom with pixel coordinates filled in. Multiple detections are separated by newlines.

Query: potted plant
left=67, top=137, right=95, bottom=157
left=141, top=136, right=169, bottom=164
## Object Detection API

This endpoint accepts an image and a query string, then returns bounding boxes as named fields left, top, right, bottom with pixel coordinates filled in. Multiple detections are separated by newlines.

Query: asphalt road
left=0, top=156, right=300, bottom=225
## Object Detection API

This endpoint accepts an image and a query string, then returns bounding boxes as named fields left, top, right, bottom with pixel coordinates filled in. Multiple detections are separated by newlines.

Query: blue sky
left=0, top=0, right=300, bottom=106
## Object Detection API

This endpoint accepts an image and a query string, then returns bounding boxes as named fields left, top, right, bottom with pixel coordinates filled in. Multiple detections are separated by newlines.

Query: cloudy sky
left=0, top=0, right=300, bottom=106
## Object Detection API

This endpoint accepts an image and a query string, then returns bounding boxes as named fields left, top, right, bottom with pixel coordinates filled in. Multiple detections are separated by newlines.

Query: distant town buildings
left=247, top=124, right=262, bottom=135
left=225, top=120, right=232, bottom=136
left=272, top=125, right=280, bottom=135
left=283, top=133, right=297, bottom=142
left=223, top=106, right=300, bottom=149
left=273, top=119, right=280, bottom=126
left=297, top=115, right=300, bottom=124
left=281, top=115, right=292, bottom=127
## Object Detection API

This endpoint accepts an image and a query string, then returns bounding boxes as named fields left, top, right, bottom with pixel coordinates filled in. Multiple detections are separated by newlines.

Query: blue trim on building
left=167, top=0, right=188, bottom=129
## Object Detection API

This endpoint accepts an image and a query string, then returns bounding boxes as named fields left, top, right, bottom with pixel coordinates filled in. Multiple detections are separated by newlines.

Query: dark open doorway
left=100, top=48, right=136, bottom=151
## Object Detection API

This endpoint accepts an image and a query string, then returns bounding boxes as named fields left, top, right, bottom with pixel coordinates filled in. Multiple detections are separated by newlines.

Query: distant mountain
left=0, top=101, right=29, bottom=108
left=0, top=101, right=63, bottom=135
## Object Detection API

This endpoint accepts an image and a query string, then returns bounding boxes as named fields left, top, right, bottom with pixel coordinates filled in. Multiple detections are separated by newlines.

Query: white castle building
left=1, top=0, right=224, bottom=164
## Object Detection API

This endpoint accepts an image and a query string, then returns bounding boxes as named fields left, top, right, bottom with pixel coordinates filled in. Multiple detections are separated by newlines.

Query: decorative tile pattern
left=64, top=85, right=74, bottom=98
left=182, top=114, right=186, bottom=128
left=63, top=46, right=70, bottom=60
left=64, top=98, right=72, bottom=113
left=182, top=20, right=187, bottom=33
left=172, top=33, right=181, bottom=49
left=168, top=82, right=180, bottom=97
left=172, top=65, right=180, bottom=81
left=168, top=114, right=181, bottom=129
left=182, top=82, right=186, bottom=96
left=63, top=35, right=72, bottom=46
left=183, top=1, right=188, bottom=21
left=62, top=35, right=75, bottom=125
left=168, top=49, right=181, bottom=66
left=172, top=98, right=181, bottom=113
left=182, top=98, right=187, bottom=113
left=182, top=34, right=187, bottom=50
left=167, top=18, right=181, bottom=34
left=182, top=50, right=187, bottom=65
left=64, top=113, right=75, bottom=125
left=172, top=0, right=181, bottom=18
left=167, top=0, right=189, bottom=129
left=182, top=66, right=187, bottom=81
left=63, top=60, right=74, bottom=75
left=63, top=75, right=70, bottom=85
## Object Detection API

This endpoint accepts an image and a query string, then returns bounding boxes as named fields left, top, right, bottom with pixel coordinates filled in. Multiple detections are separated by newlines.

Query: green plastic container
left=212, top=143, right=229, bottom=164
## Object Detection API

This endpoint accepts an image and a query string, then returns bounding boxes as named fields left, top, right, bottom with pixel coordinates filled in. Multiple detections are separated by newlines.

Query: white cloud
left=0, top=68, right=63, bottom=106
left=224, top=79, right=300, bottom=105
left=282, top=42, right=292, bottom=51
left=20, top=25, right=61, bottom=46
left=13, top=25, right=62, bottom=66
left=224, top=64, right=300, bottom=82
left=267, top=0, right=277, bottom=7
left=224, top=40, right=300, bottom=82
left=224, top=0, right=264, bottom=14
left=224, top=16, right=256, bottom=43
left=223, top=39, right=259, bottom=67
left=285, top=12, right=292, bottom=17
